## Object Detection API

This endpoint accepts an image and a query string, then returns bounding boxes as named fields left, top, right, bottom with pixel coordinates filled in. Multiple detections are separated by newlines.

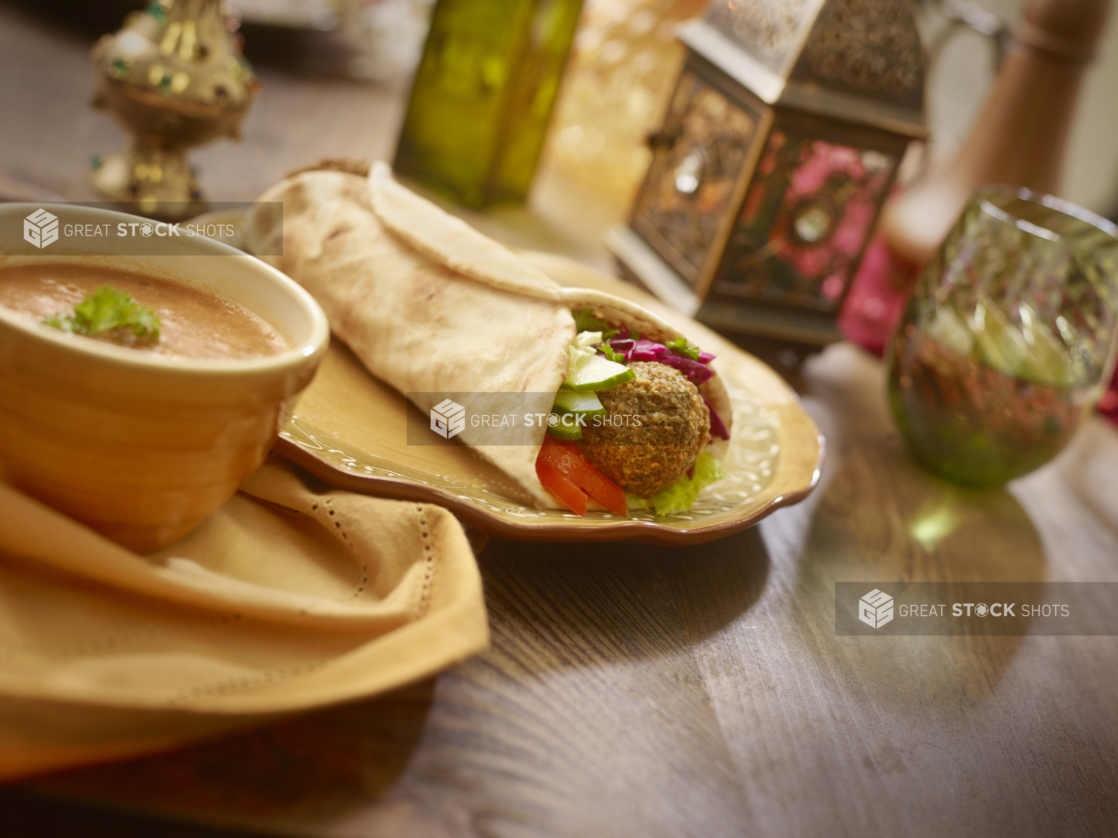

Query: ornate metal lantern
left=608, top=0, right=926, bottom=344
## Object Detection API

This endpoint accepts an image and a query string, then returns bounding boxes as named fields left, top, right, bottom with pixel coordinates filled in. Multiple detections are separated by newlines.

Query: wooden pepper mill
left=879, top=0, right=1111, bottom=267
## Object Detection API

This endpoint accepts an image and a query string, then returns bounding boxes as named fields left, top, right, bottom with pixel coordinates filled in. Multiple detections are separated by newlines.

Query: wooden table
left=2, top=4, right=1118, bottom=836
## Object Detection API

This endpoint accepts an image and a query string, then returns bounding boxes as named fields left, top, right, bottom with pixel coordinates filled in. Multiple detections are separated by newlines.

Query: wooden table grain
left=2, top=4, right=1118, bottom=837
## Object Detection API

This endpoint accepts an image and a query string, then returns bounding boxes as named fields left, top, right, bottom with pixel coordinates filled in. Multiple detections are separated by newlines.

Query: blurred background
left=1, top=0, right=1115, bottom=224
left=920, top=0, right=1118, bottom=219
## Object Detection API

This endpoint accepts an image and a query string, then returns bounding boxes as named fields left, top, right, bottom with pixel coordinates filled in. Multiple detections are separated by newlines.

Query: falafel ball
left=580, top=361, right=711, bottom=497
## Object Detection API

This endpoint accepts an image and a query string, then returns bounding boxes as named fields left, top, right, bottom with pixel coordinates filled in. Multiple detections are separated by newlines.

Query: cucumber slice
left=546, top=414, right=583, bottom=440
left=553, top=389, right=607, bottom=417
left=564, top=352, right=635, bottom=392
left=972, top=300, right=1080, bottom=387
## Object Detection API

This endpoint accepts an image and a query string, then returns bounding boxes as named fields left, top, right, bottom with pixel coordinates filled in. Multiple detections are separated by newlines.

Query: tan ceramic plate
left=265, top=248, right=823, bottom=545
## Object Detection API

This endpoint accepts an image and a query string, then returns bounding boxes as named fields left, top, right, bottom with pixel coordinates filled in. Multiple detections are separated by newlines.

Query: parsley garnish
left=666, top=336, right=700, bottom=360
left=599, top=342, right=626, bottom=363
left=44, top=286, right=161, bottom=341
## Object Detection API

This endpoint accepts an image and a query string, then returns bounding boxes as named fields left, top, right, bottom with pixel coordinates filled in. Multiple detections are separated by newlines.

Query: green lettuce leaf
left=573, top=307, right=617, bottom=338
left=629, top=451, right=728, bottom=517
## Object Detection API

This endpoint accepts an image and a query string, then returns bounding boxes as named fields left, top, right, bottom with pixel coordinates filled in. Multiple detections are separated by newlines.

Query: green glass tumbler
left=393, top=0, right=583, bottom=209
left=886, top=186, right=1118, bottom=485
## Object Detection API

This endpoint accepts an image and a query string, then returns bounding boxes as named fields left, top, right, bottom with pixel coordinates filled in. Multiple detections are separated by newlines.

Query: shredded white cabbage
left=568, top=330, right=603, bottom=367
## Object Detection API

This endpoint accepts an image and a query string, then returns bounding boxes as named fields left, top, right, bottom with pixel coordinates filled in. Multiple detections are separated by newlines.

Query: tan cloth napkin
left=0, top=457, right=489, bottom=780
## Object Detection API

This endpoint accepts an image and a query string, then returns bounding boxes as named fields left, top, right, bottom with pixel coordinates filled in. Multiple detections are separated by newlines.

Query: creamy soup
left=0, top=264, right=287, bottom=360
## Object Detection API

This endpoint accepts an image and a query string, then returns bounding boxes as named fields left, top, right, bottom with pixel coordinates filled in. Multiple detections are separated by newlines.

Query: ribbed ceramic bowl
left=0, top=204, right=330, bottom=553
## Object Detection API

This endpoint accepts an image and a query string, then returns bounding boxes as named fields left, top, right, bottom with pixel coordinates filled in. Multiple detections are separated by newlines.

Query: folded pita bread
left=245, top=162, right=731, bottom=509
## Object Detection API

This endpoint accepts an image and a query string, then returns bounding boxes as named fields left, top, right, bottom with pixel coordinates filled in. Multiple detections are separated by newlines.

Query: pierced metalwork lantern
left=607, top=0, right=926, bottom=344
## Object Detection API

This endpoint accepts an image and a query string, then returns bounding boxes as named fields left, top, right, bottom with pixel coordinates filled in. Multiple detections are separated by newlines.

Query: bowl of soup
left=0, top=204, right=330, bottom=553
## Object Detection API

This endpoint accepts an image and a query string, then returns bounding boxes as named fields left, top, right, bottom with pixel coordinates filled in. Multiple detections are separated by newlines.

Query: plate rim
left=277, top=430, right=825, bottom=545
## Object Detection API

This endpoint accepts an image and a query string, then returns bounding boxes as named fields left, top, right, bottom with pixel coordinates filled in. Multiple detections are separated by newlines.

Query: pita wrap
left=245, top=162, right=732, bottom=510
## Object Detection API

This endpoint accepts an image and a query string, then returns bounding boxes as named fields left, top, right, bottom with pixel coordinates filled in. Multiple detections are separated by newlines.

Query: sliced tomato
left=536, top=453, right=588, bottom=515
left=537, top=437, right=628, bottom=517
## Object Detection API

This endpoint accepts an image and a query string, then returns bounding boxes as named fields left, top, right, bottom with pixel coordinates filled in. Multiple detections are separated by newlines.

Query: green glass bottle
left=393, top=0, right=584, bottom=209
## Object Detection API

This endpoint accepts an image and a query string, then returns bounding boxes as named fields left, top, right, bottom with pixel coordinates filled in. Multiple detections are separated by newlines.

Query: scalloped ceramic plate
left=192, top=207, right=824, bottom=542
left=264, top=247, right=823, bottom=544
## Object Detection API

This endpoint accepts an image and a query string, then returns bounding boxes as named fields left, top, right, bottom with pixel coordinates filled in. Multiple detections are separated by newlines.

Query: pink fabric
left=837, top=235, right=1118, bottom=427
left=836, top=237, right=915, bottom=357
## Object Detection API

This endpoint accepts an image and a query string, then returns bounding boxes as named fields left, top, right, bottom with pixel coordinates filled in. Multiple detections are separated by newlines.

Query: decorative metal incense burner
left=90, top=0, right=260, bottom=219
left=608, top=0, right=927, bottom=344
